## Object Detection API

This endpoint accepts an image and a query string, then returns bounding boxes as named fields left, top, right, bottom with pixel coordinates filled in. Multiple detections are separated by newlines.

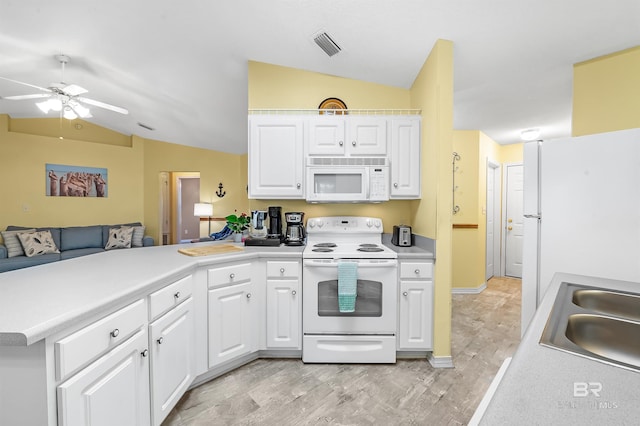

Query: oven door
left=303, top=258, right=397, bottom=334
left=305, top=167, right=368, bottom=203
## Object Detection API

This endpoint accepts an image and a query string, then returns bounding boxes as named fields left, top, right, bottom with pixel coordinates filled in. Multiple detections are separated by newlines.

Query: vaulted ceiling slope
left=1, top=1, right=639, bottom=154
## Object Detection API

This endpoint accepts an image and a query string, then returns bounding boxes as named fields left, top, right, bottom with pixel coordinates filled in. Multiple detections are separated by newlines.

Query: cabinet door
left=307, top=118, right=346, bottom=155
left=390, top=118, right=421, bottom=198
left=348, top=117, right=387, bottom=155
left=398, top=280, right=433, bottom=349
left=248, top=117, right=304, bottom=198
left=57, top=329, right=150, bottom=426
left=149, top=298, right=195, bottom=426
left=208, top=282, right=254, bottom=367
left=266, top=279, right=300, bottom=348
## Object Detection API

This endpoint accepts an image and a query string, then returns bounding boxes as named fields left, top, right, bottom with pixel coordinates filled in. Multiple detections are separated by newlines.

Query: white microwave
left=306, top=157, right=389, bottom=203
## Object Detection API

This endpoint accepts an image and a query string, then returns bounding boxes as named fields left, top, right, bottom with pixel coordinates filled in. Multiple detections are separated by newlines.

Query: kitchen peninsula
left=0, top=238, right=434, bottom=426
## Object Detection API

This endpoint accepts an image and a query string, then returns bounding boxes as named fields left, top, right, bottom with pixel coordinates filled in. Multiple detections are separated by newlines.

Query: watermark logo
left=573, top=382, right=602, bottom=397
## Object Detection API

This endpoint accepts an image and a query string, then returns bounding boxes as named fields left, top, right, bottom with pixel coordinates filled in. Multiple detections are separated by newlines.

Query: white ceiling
left=1, top=1, right=639, bottom=154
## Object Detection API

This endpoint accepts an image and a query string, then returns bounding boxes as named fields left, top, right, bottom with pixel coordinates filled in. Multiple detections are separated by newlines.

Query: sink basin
left=565, top=314, right=640, bottom=370
left=540, top=282, right=640, bottom=372
left=572, top=289, right=640, bottom=322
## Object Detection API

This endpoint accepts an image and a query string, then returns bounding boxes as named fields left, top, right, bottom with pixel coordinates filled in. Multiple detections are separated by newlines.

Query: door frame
left=501, top=162, right=523, bottom=277
left=486, top=160, right=501, bottom=280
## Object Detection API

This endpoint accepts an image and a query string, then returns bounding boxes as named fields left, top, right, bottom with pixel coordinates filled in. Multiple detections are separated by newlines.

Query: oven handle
left=303, top=259, right=397, bottom=268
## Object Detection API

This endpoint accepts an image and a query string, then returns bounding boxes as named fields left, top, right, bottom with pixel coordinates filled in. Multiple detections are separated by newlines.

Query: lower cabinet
left=398, top=261, right=434, bottom=350
left=149, top=297, right=195, bottom=426
left=265, top=260, right=301, bottom=349
left=57, top=329, right=150, bottom=426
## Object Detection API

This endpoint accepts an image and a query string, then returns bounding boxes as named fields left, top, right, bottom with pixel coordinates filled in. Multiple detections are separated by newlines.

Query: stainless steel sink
left=540, top=282, right=640, bottom=372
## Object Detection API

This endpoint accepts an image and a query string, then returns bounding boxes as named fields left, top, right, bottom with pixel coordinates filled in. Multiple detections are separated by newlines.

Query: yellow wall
left=573, top=46, right=640, bottom=136
left=247, top=61, right=414, bottom=232
left=409, top=39, right=455, bottom=358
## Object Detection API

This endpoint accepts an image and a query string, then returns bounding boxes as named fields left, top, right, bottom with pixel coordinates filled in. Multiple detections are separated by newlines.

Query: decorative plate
left=318, top=97, right=348, bottom=115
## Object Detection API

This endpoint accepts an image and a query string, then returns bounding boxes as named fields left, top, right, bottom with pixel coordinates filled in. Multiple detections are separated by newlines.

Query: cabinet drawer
left=266, top=261, right=299, bottom=279
left=149, top=275, right=193, bottom=321
left=400, top=262, right=433, bottom=279
left=208, top=263, right=251, bottom=289
left=55, top=299, right=147, bottom=381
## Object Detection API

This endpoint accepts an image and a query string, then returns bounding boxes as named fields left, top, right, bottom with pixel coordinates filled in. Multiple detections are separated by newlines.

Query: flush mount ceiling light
left=312, top=31, right=342, bottom=57
left=520, top=128, right=541, bottom=141
left=0, top=54, right=128, bottom=120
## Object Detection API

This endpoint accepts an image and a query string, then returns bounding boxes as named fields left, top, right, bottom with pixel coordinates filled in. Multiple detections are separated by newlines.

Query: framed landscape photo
left=46, top=163, right=108, bottom=197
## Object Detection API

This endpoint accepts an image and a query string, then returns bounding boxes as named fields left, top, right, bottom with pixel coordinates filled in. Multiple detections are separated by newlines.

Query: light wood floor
left=164, top=276, right=521, bottom=425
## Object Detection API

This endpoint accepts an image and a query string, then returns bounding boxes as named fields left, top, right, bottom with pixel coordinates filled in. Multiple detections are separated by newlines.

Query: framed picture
left=46, top=163, right=108, bottom=197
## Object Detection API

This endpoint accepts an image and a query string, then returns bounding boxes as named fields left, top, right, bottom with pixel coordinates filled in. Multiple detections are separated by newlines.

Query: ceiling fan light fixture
left=36, top=100, right=51, bottom=114
left=69, top=101, right=92, bottom=118
left=63, top=106, right=78, bottom=120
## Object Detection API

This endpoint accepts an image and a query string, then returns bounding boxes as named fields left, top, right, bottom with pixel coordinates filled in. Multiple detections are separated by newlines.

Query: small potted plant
left=225, top=212, right=250, bottom=242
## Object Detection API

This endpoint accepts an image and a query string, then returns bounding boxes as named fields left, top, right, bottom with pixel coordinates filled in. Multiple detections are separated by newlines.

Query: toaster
left=392, top=225, right=412, bottom=247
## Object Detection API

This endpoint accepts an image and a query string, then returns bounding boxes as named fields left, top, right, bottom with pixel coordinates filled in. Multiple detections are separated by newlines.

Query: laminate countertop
left=479, top=272, right=640, bottom=424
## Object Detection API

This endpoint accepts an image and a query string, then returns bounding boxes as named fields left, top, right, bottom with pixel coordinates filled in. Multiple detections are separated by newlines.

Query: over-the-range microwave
left=305, top=157, right=389, bottom=203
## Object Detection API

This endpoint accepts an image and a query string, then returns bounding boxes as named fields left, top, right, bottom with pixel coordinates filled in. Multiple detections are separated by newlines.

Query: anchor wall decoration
left=216, top=182, right=226, bottom=198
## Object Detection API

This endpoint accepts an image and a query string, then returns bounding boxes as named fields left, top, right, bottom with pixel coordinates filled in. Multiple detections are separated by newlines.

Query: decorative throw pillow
left=105, top=226, right=134, bottom=250
left=17, top=230, right=60, bottom=257
left=1, top=228, right=36, bottom=257
left=131, top=225, right=146, bottom=247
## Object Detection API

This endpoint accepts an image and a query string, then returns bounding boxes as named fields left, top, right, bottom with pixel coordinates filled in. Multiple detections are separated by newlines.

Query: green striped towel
left=338, top=261, right=358, bottom=312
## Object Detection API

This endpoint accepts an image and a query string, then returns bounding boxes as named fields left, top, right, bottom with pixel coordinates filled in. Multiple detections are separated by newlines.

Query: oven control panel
left=307, top=216, right=382, bottom=233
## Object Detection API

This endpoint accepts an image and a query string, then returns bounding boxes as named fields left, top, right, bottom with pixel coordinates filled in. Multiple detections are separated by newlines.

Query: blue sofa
left=0, top=223, right=154, bottom=273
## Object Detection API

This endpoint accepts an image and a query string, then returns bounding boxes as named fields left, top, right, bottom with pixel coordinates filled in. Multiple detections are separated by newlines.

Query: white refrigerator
left=521, top=128, right=640, bottom=335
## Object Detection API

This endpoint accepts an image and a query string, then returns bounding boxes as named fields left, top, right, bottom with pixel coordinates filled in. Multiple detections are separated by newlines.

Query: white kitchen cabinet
left=307, top=116, right=387, bottom=156
left=57, top=329, right=150, bottom=426
left=248, top=116, right=305, bottom=199
left=398, top=261, right=433, bottom=350
left=265, top=261, right=301, bottom=349
left=390, top=118, right=421, bottom=199
left=149, top=297, right=195, bottom=426
left=207, top=263, right=256, bottom=367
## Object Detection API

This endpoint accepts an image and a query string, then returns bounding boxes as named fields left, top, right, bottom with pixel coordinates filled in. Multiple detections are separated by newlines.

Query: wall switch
left=22, top=204, right=30, bottom=213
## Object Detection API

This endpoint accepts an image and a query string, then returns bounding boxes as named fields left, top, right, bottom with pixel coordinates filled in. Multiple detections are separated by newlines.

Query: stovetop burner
left=314, top=243, right=337, bottom=248
left=359, top=243, right=379, bottom=248
left=312, top=248, right=334, bottom=252
left=357, top=247, right=384, bottom=252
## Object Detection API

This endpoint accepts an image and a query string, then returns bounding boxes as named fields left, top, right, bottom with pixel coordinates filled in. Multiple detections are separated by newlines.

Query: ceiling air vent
left=313, top=31, right=341, bottom=57
left=137, top=122, right=155, bottom=131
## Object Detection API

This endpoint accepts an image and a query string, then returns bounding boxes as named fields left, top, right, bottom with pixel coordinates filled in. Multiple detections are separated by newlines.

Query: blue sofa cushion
left=60, top=248, right=105, bottom=260
left=7, top=226, right=61, bottom=250
left=0, top=253, right=60, bottom=273
left=60, top=226, right=103, bottom=251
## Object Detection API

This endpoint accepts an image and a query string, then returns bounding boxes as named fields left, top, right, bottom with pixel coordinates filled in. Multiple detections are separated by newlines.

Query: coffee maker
left=284, top=212, right=305, bottom=246
left=267, top=206, right=283, bottom=241
left=249, top=210, right=267, bottom=238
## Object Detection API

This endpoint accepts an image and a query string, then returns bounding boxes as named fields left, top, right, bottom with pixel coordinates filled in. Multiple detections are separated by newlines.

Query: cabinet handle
left=230, top=273, right=235, bottom=279
left=292, top=290, right=297, bottom=296
left=280, top=267, right=285, bottom=273
left=415, top=269, right=420, bottom=275
left=157, top=337, right=164, bottom=345
left=141, top=349, right=149, bottom=358
left=352, top=141, right=356, bottom=147
left=403, top=291, right=408, bottom=297
left=174, top=291, right=181, bottom=299
left=394, top=183, right=398, bottom=188
left=110, top=328, right=120, bottom=338
left=246, top=293, right=252, bottom=299
left=339, top=141, right=344, bottom=146
left=296, top=183, right=301, bottom=189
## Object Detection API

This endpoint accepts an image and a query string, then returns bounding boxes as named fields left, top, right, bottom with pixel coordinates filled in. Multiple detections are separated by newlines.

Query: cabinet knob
left=141, top=349, right=149, bottom=358
left=403, top=291, right=408, bottom=297
left=415, top=269, right=420, bottom=275
left=246, top=293, right=252, bottom=299
left=339, top=141, right=344, bottom=146
left=157, top=337, right=164, bottom=345
left=292, top=290, right=297, bottom=296
left=230, top=273, right=235, bottom=279
left=394, top=183, right=398, bottom=188
left=174, top=291, right=181, bottom=299
left=280, top=267, right=285, bottom=273
left=110, top=328, right=120, bottom=338
left=507, top=226, right=513, bottom=231
left=352, top=141, right=356, bottom=147
left=296, top=183, right=301, bottom=189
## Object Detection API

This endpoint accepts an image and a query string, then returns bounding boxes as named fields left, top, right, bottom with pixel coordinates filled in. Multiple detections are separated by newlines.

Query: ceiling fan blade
left=63, top=84, right=88, bottom=96
left=77, top=96, right=129, bottom=115
left=1, top=93, right=51, bottom=100
left=0, top=76, right=52, bottom=93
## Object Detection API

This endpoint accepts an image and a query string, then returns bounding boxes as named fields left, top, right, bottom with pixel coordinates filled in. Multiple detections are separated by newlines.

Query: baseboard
left=428, top=353, right=455, bottom=368
left=452, top=282, right=487, bottom=294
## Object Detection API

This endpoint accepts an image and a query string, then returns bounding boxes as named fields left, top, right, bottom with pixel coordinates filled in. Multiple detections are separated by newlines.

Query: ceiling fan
left=0, top=54, right=128, bottom=120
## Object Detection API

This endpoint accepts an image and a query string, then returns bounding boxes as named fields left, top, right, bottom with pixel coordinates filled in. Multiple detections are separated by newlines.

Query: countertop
left=0, top=237, right=433, bottom=347
left=479, top=273, right=640, bottom=424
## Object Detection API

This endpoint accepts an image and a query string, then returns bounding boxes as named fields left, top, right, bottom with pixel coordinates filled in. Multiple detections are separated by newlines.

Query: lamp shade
left=194, top=202, right=213, bottom=217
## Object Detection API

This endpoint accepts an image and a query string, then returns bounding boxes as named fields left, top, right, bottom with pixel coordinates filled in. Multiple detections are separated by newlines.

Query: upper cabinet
left=389, top=118, right=421, bottom=199
left=307, top=117, right=387, bottom=156
left=248, top=116, right=305, bottom=199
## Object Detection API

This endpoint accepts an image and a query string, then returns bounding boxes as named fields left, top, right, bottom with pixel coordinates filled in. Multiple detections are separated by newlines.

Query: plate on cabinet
left=319, top=97, right=347, bottom=115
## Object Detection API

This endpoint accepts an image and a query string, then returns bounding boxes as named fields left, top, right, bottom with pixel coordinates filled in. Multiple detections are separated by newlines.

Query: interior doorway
left=502, top=163, right=524, bottom=278
left=158, top=172, right=201, bottom=245
left=485, top=161, right=501, bottom=280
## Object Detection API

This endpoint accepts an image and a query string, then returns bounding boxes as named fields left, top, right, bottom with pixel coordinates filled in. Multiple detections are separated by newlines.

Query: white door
left=266, top=280, right=300, bottom=348
left=485, top=162, right=501, bottom=280
left=348, top=118, right=387, bottom=155
left=504, top=164, right=524, bottom=278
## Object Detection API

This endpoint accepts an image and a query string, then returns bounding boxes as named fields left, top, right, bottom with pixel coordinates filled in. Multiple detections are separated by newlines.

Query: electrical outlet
left=22, top=204, right=30, bottom=213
